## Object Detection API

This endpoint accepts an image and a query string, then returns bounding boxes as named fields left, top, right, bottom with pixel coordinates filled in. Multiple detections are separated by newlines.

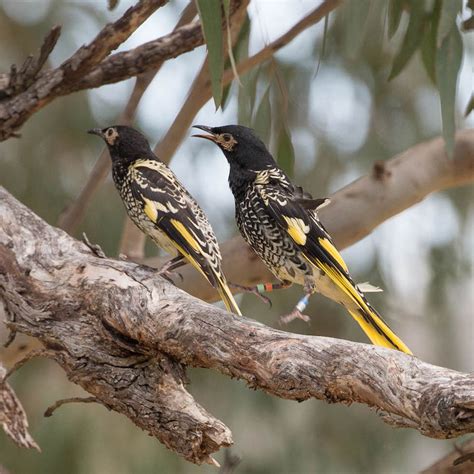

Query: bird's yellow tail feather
left=348, top=309, right=412, bottom=354
left=216, top=276, right=242, bottom=316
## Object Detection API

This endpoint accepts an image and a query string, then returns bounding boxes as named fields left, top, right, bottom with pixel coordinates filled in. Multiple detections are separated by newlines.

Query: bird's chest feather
left=235, top=188, right=309, bottom=282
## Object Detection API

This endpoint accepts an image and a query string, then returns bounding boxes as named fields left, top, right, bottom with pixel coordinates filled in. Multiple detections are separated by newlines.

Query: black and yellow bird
left=88, top=125, right=241, bottom=315
left=193, top=124, right=411, bottom=353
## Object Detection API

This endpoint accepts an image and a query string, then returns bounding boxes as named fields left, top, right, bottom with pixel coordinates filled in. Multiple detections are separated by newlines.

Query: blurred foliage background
left=0, top=0, right=473, bottom=473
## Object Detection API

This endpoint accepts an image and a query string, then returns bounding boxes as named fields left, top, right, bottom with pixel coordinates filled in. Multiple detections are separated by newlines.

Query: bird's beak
left=87, top=128, right=103, bottom=137
left=192, top=125, right=218, bottom=142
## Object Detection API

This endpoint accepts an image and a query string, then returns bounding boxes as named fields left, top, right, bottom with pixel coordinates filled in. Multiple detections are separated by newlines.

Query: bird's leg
left=157, top=255, right=186, bottom=283
left=230, top=281, right=292, bottom=306
left=279, top=283, right=314, bottom=325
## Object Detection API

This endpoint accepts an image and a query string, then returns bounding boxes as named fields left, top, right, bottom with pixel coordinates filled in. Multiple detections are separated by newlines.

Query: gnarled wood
left=0, top=187, right=473, bottom=465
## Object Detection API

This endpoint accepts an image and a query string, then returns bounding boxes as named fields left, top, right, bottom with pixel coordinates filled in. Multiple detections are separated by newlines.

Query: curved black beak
left=87, top=128, right=103, bottom=137
left=192, top=124, right=218, bottom=142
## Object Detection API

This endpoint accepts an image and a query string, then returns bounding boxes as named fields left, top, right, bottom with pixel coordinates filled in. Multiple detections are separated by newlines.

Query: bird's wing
left=255, top=178, right=411, bottom=353
left=129, top=160, right=222, bottom=281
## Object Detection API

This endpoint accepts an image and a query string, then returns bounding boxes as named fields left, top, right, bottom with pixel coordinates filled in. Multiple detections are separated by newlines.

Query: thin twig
left=44, top=397, right=100, bottom=417
left=1, top=349, right=52, bottom=384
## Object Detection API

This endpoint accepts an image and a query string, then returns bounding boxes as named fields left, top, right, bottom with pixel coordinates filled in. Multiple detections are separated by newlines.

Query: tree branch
left=0, top=0, right=247, bottom=141
left=143, top=129, right=474, bottom=303
left=0, top=187, right=472, bottom=466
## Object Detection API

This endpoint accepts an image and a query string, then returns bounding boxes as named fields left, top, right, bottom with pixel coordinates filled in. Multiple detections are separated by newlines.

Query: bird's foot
left=229, top=283, right=272, bottom=306
left=82, top=233, right=106, bottom=258
left=157, top=256, right=185, bottom=284
left=279, top=309, right=310, bottom=325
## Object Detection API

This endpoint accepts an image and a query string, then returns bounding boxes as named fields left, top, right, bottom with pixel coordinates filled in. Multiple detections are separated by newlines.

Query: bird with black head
left=88, top=125, right=241, bottom=315
left=193, top=124, right=412, bottom=353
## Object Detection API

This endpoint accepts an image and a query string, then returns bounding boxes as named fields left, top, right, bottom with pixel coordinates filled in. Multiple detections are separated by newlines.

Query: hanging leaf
left=222, top=14, right=250, bottom=111
left=277, top=125, right=295, bottom=177
left=343, top=0, right=371, bottom=59
left=421, top=0, right=442, bottom=84
left=437, top=0, right=462, bottom=47
left=196, top=0, right=224, bottom=109
left=465, top=95, right=474, bottom=117
left=436, top=25, right=463, bottom=156
left=314, top=13, right=329, bottom=79
left=253, top=86, right=272, bottom=144
left=388, top=0, right=404, bottom=38
left=388, top=1, right=426, bottom=80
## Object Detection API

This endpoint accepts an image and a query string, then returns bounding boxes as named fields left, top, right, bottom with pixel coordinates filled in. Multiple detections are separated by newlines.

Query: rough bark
left=143, top=129, right=474, bottom=303
left=0, top=363, right=39, bottom=451
left=1, top=187, right=473, bottom=465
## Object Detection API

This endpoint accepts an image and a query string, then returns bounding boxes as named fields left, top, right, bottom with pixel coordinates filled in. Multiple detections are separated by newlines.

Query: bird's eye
left=222, top=134, right=232, bottom=142
left=106, top=128, right=115, bottom=137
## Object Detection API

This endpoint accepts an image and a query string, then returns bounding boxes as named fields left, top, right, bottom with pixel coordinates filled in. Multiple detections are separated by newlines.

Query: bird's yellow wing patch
left=318, top=237, right=348, bottom=272
left=283, top=216, right=309, bottom=245
left=143, top=197, right=158, bottom=222
left=170, top=219, right=200, bottom=252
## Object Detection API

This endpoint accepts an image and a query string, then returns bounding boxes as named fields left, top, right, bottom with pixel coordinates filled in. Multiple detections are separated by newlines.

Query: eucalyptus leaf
left=389, top=1, right=426, bottom=80
left=437, top=0, right=462, bottom=47
left=343, top=0, right=371, bottom=58
left=253, top=86, right=272, bottom=144
left=421, top=0, right=441, bottom=84
left=388, top=0, right=404, bottom=38
left=277, top=126, right=295, bottom=177
left=222, top=14, right=250, bottom=111
left=196, top=0, right=224, bottom=109
left=436, top=25, right=463, bottom=156
left=465, top=94, right=474, bottom=117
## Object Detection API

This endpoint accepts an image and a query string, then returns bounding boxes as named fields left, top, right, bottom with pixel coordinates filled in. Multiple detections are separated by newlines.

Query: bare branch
left=0, top=26, right=61, bottom=99
left=0, top=0, right=245, bottom=141
left=44, top=397, right=100, bottom=417
left=0, top=363, right=40, bottom=451
left=143, top=129, right=474, bottom=303
left=1, top=187, right=473, bottom=467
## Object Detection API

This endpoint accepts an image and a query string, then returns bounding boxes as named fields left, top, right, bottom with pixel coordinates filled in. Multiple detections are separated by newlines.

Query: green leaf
left=253, top=86, right=272, bottom=145
left=277, top=126, right=295, bottom=177
left=437, top=0, right=462, bottom=46
left=389, top=1, right=426, bottom=80
left=343, top=0, right=371, bottom=59
left=421, top=0, right=442, bottom=84
left=196, top=0, right=224, bottom=109
left=465, top=94, right=474, bottom=117
left=436, top=25, right=463, bottom=156
left=388, top=0, right=404, bottom=38
left=222, top=14, right=250, bottom=111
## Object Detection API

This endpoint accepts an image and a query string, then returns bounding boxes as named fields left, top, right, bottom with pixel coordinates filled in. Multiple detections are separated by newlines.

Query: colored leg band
left=256, top=284, right=266, bottom=294
left=296, top=295, right=310, bottom=313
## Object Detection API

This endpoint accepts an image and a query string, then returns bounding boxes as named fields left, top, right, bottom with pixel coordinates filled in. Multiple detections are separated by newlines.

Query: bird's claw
left=279, top=309, right=310, bottom=326
left=230, top=283, right=272, bottom=307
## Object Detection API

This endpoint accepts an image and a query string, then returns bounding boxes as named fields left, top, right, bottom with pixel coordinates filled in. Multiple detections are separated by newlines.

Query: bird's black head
left=192, top=124, right=276, bottom=172
left=88, top=125, right=153, bottom=164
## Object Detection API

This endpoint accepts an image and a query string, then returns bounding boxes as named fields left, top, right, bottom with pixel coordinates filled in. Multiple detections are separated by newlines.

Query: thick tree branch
left=143, top=129, right=474, bottom=303
left=0, top=187, right=472, bottom=467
